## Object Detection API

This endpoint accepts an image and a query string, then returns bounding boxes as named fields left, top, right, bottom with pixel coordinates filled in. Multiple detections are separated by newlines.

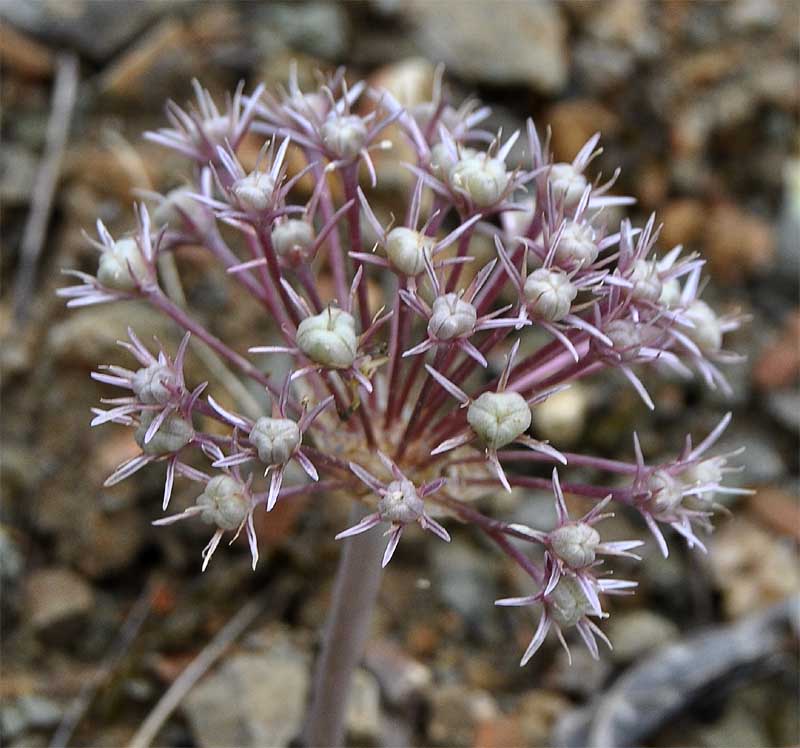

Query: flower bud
left=249, top=417, right=301, bottom=465
left=683, top=300, right=722, bottom=353
left=297, top=307, right=358, bottom=369
left=196, top=475, right=249, bottom=531
left=629, top=259, right=663, bottom=303
left=605, top=319, right=643, bottom=360
left=154, top=187, right=213, bottom=234
left=501, top=197, right=536, bottom=238
left=195, top=114, right=231, bottom=148
left=97, top=238, right=148, bottom=291
left=131, top=364, right=179, bottom=405
left=271, top=219, right=315, bottom=261
left=231, top=170, right=275, bottom=212
left=385, top=227, right=435, bottom=276
left=135, top=412, right=193, bottom=455
left=467, top=391, right=532, bottom=449
left=428, top=293, right=477, bottom=341
left=378, top=479, right=424, bottom=524
left=548, top=163, right=589, bottom=208
left=320, top=114, right=368, bottom=159
left=646, top=469, right=683, bottom=515
left=550, top=522, right=600, bottom=568
left=554, top=220, right=598, bottom=267
left=659, top=277, right=681, bottom=308
left=448, top=153, right=509, bottom=207
left=548, top=576, right=591, bottom=628
left=681, top=459, right=723, bottom=510
left=523, top=268, right=577, bottom=322
left=430, top=142, right=474, bottom=182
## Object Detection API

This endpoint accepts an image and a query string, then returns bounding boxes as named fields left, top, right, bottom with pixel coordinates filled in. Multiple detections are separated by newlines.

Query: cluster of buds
left=60, top=67, right=747, bottom=666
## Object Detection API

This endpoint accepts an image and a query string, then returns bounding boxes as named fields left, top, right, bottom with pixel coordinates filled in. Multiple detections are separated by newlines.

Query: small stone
left=515, top=689, right=570, bottom=747
left=0, top=145, right=37, bottom=206
left=183, top=625, right=309, bottom=748
left=345, top=669, right=381, bottom=745
left=427, top=685, right=498, bottom=747
left=252, top=2, right=349, bottom=61
left=546, top=100, right=620, bottom=163
left=547, top=646, right=612, bottom=698
left=752, top=312, right=800, bottom=391
left=407, top=1, right=567, bottom=94
left=658, top=198, right=706, bottom=250
left=0, top=0, right=162, bottom=61
left=765, top=389, right=800, bottom=432
left=605, top=610, right=680, bottom=664
left=432, top=539, right=498, bottom=637
left=24, top=567, right=94, bottom=641
left=710, top=519, right=799, bottom=619
left=704, top=202, right=776, bottom=283
left=16, top=695, right=62, bottom=730
left=532, top=383, right=588, bottom=447
left=365, top=639, right=432, bottom=710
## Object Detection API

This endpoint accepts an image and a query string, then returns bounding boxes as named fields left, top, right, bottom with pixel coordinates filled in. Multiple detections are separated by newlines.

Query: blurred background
left=1, top=1, right=798, bottom=746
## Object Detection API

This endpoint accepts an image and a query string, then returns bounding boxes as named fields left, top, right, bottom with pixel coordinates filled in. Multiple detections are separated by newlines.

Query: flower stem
left=303, top=503, right=384, bottom=748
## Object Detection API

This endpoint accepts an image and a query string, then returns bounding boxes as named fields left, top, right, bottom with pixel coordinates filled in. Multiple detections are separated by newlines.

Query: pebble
left=764, top=389, right=800, bottom=432
left=546, top=100, right=620, bottom=164
left=346, top=669, right=382, bottom=745
left=24, top=567, right=94, bottom=642
left=407, top=1, right=567, bottom=93
left=252, top=2, right=349, bottom=61
left=710, top=519, right=799, bottom=619
left=605, top=610, right=680, bottom=664
left=431, top=539, right=499, bottom=640
left=0, top=0, right=162, bottom=62
left=0, top=145, right=37, bottom=206
left=364, top=639, right=431, bottom=711
left=532, top=383, right=589, bottom=448
left=183, top=625, right=310, bottom=748
left=426, top=685, right=498, bottom=747
left=515, top=689, right=570, bottom=747
left=703, top=202, right=775, bottom=283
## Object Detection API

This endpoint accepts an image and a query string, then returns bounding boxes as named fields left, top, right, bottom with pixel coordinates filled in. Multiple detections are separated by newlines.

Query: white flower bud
left=605, top=319, right=643, bottom=360
left=448, top=153, right=510, bottom=207
left=549, top=163, right=589, bottom=207
left=231, top=170, right=275, bottom=212
left=97, top=237, right=148, bottom=291
left=548, top=576, right=590, bottom=628
left=430, top=142, right=474, bottom=181
left=195, top=114, right=231, bottom=147
left=196, top=475, right=249, bottom=531
left=501, top=197, right=536, bottom=238
left=153, top=187, right=213, bottom=233
left=320, top=114, right=368, bottom=159
left=428, top=293, right=477, bottom=341
left=297, top=307, right=358, bottom=369
left=554, top=220, right=598, bottom=267
left=683, top=300, right=722, bottom=353
left=271, top=219, right=315, bottom=260
left=131, top=364, right=179, bottom=405
left=659, top=277, right=682, bottom=308
left=385, top=227, right=435, bottom=276
left=629, top=259, right=663, bottom=303
left=467, top=391, right=532, bottom=449
left=681, top=459, right=724, bottom=510
left=249, top=417, right=301, bottom=465
left=524, top=268, right=577, bottom=322
left=550, top=522, right=600, bottom=568
left=646, top=469, right=683, bottom=515
left=135, top=412, right=193, bottom=455
left=378, top=479, right=424, bottom=524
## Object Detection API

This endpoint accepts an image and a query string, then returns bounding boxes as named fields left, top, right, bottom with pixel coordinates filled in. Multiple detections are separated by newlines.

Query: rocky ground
left=1, top=2, right=799, bottom=747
